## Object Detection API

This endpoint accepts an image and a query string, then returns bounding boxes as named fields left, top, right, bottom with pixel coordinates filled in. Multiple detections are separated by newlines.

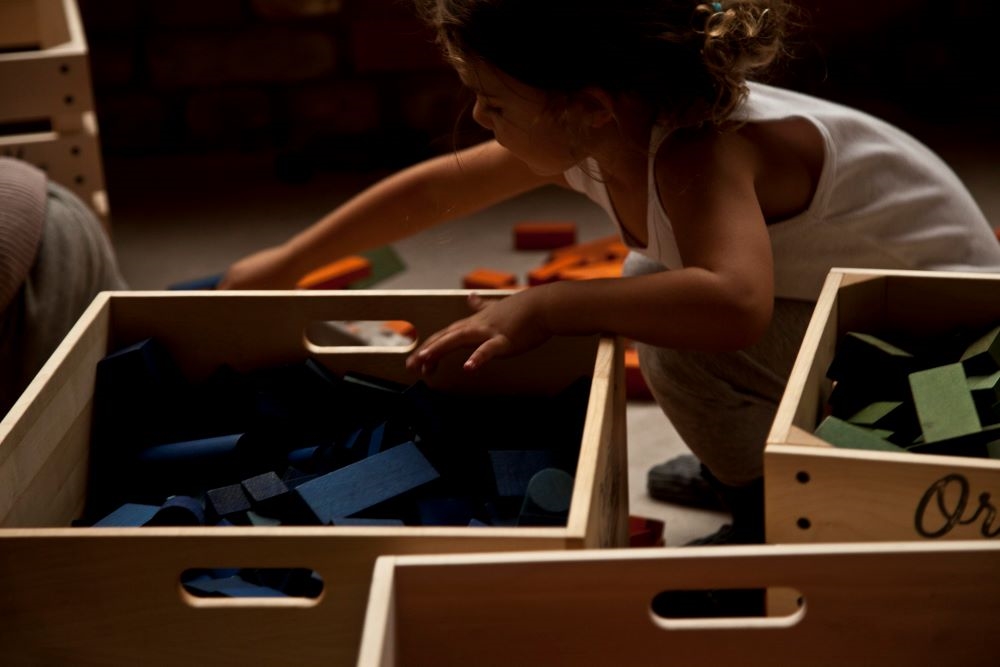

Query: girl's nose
left=471, top=99, right=493, bottom=130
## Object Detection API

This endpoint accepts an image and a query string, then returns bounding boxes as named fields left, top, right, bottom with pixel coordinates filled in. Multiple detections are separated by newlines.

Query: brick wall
left=78, top=0, right=489, bottom=180
left=77, top=0, right=997, bottom=179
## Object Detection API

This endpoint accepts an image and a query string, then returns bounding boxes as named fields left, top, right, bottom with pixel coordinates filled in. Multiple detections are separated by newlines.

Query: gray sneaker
left=646, top=454, right=727, bottom=511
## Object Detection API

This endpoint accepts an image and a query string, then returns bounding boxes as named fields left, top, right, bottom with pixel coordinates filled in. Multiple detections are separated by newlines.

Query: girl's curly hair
left=415, top=0, right=794, bottom=130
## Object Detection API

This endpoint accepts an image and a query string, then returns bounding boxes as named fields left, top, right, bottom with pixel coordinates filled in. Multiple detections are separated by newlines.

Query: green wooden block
left=967, top=370, right=1000, bottom=419
left=814, top=416, right=907, bottom=453
left=847, top=400, right=920, bottom=445
left=908, top=363, right=981, bottom=443
left=907, top=422, right=1000, bottom=459
left=826, top=332, right=918, bottom=398
left=960, top=324, right=1000, bottom=376
left=987, top=440, right=1000, bottom=460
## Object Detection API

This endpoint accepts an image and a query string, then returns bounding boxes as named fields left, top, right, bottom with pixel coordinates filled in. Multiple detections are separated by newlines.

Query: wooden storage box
left=0, top=290, right=627, bottom=666
left=0, top=0, right=108, bottom=222
left=357, top=541, right=1000, bottom=667
left=766, top=268, right=1000, bottom=543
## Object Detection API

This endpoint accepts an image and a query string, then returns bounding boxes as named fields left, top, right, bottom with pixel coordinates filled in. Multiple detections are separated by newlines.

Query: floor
left=105, top=126, right=999, bottom=546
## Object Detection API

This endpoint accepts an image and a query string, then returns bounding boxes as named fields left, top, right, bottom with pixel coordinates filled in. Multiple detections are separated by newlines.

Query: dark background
left=76, top=0, right=999, bottom=182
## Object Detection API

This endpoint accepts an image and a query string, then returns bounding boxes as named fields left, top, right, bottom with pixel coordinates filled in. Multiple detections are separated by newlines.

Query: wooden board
left=358, top=541, right=1000, bottom=667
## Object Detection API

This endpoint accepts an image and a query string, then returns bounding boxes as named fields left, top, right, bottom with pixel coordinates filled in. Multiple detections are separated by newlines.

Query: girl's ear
left=579, top=87, right=616, bottom=128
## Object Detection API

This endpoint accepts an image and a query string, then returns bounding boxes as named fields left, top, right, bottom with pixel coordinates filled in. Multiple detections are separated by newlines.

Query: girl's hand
left=218, top=245, right=301, bottom=290
left=406, top=291, right=551, bottom=375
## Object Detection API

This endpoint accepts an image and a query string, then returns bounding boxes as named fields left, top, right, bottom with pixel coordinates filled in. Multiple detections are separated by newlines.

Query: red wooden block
left=629, top=514, right=666, bottom=547
left=297, top=256, right=372, bottom=290
left=462, top=268, right=518, bottom=289
left=625, top=346, right=653, bottom=401
left=514, top=221, right=577, bottom=250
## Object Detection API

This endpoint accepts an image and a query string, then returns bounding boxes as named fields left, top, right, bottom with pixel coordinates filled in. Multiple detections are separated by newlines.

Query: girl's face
left=457, top=58, right=584, bottom=175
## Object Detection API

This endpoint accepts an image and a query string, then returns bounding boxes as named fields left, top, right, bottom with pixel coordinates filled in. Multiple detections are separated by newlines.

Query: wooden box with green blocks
left=766, top=268, right=1000, bottom=543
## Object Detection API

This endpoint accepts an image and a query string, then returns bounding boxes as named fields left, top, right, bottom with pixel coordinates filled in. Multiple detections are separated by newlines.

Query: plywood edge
left=768, top=272, right=841, bottom=443
left=565, top=338, right=615, bottom=538
left=765, top=442, right=1000, bottom=471
left=357, top=557, right=398, bottom=667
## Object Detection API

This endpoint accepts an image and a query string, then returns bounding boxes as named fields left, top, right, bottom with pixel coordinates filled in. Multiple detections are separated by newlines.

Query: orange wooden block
left=625, top=346, right=653, bottom=401
left=513, top=221, right=577, bottom=250
left=527, top=254, right=587, bottom=286
left=382, top=320, right=416, bottom=339
left=297, top=256, right=372, bottom=290
left=549, top=234, right=623, bottom=261
left=557, top=259, right=624, bottom=281
left=462, top=268, right=518, bottom=290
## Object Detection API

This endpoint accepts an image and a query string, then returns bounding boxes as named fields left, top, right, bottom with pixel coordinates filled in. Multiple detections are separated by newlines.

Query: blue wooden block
left=517, top=468, right=574, bottom=527
left=489, top=450, right=557, bottom=498
left=241, top=470, right=317, bottom=523
left=168, top=273, right=222, bottom=290
left=329, top=517, right=405, bottom=526
left=294, top=440, right=439, bottom=523
left=182, top=574, right=287, bottom=598
left=87, top=337, right=187, bottom=519
left=205, top=483, right=252, bottom=524
left=416, top=497, right=477, bottom=526
left=92, top=503, right=160, bottom=527
left=146, top=495, right=206, bottom=526
left=241, top=568, right=324, bottom=598
left=133, top=433, right=254, bottom=499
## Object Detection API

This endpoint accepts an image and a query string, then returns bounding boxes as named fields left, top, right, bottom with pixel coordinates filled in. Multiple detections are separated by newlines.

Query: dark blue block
left=168, top=273, right=222, bottom=290
left=489, top=450, right=557, bottom=498
left=205, top=483, right=252, bottom=524
left=294, top=440, right=439, bottom=523
left=241, top=568, right=324, bottom=598
left=517, top=468, right=574, bottom=527
left=416, top=497, right=478, bottom=526
left=86, top=337, right=188, bottom=520
left=329, top=517, right=405, bottom=526
left=146, top=495, right=206, bottom=526
left=182, top=574, right=287, bottom=598
left=92, top=503, right=160, bottom=527
left=132, top=433, right=256, bottom=499
left=242, top=470, right=318, bottom=524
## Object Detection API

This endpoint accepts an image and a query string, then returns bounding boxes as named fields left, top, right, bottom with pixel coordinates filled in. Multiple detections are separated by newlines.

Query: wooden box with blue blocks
left=766, top=268, right=1000, bottom=543
left=0, top=290, right=628, bottom=666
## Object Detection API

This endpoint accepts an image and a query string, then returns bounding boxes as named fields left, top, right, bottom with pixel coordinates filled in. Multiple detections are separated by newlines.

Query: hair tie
left=711, top=2, right=723, bottom=10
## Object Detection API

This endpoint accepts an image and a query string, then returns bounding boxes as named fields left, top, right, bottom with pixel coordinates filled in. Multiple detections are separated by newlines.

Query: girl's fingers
left=463, top=337, right=508, bottom=371
left=406, top=325, right=491, bottom=374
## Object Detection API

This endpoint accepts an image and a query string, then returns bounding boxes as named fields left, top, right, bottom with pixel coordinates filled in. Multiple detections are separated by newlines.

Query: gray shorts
left=623, top=252, right=814, bottom=486
left=0, top=182, right=127, bottom=416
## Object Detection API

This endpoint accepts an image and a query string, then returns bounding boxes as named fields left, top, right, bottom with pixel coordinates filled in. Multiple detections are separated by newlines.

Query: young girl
left=220, top=0, right=1000, bottom=544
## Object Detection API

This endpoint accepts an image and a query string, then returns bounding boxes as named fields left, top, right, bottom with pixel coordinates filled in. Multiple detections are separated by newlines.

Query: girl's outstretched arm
left=406, top=128, right=776, bottom=373
left=218, top=140, right=558, bottom=289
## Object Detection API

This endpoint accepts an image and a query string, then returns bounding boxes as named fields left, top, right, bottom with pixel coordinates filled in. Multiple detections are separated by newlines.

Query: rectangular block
left=296, top=256, right=372, bottom=290
left=908, top=363, right=981, bottom=442
left=294, top=441, right=440, bottom=523
left=0, top=290, right=626, bottom=666
left=766, top=268, right=1000, bottom=544
left=461, top=268, right=517, bottom=290
left=513, top=221, right=576, bottom=250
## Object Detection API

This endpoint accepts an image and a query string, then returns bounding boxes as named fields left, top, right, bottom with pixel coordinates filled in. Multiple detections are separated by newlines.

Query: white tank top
left=563, top=82, right=1000, bottom=300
